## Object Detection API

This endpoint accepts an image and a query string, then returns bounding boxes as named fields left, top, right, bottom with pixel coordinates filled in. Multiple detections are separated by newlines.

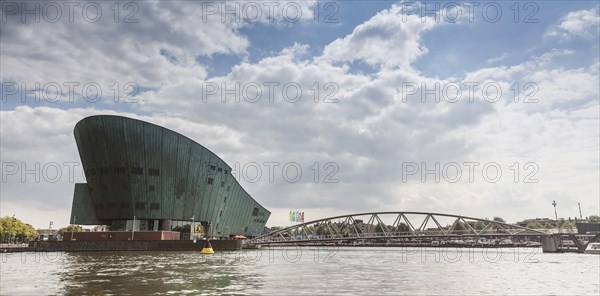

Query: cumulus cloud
left=1, top=2, right=599, bottom=228
left=546, top=8, right=600, bottom=38
left=321, top=4, right=439, bottom=70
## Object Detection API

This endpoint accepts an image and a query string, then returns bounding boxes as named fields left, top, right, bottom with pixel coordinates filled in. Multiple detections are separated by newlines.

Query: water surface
left=1, top=247, right=598, bottom=295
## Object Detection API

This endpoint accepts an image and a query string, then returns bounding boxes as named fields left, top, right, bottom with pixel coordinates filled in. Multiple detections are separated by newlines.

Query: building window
left=131, top=167, right=143, bottom=175
left=99, top=167, right=109, bottom=175
left=96, top=203, right=105, bottom=210
left=150, top=203, right=160, bottom=210
left=252, top=208, right=259, bottom=216
left=224, top=170, right=229, bottom=175
left=149, top=168, right=160, bottom=176
left=217, top=167, right=222, bottom=172
left=207, top=178, right=213, bottom=185
left=107, top=202, right=116, bottom=210
left=226, top=186, right=230, bottom=192
left=210, top=165, right=216, bottom=170
left=149, top=185, right=155, bottom=191
left=220, top=181, right=225, bottom=188
left=224, top=196, right=227, bottom=203
left=120, top=202, right=130, bottom=209
left=114, top=167, right=126, bottom=174
left=135, top=202, right=146, bottom=210
left=219, top=210, right=223, bottom=217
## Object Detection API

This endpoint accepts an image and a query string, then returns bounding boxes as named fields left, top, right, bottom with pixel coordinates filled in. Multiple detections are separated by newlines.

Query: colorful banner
left=289, top=210, right=305, bottom=223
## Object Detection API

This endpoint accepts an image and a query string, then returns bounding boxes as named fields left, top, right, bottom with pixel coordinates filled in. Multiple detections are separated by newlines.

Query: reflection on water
left=58, top=252, right=265, bottom=295
left=1, top=247, right=599, bottom=295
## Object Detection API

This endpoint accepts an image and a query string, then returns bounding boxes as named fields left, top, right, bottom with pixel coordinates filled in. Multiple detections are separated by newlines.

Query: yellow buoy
left=200, top=240, right=214, bottom=254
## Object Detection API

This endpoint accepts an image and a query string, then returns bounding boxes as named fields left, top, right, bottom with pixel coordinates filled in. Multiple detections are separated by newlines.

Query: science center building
left=70, top=115, right=270, bottom=238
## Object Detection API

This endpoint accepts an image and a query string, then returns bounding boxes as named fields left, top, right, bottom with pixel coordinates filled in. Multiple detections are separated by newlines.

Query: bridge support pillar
left=541, top=235, right=560, bottom=253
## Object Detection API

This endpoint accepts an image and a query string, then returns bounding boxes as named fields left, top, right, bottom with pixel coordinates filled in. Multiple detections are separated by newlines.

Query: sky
left=1, top=1, right=599, bottom=229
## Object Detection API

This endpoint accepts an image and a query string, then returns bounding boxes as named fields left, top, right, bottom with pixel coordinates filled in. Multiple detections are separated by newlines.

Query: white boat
left=584, top=242, right=600, bottom=254
left=525, top=241, right=542, bottom=247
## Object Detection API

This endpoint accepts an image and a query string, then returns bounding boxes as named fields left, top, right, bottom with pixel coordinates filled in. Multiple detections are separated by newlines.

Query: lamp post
left=131, top=216, right=136, bottom=240
left=190, top=215, right=195, bottom=240
left=552, top=200, right=558, bottom=221
left=206, top=222, right=211, bottom=240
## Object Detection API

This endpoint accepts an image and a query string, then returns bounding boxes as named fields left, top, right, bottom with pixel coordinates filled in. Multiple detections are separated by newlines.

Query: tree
left=396, top=223, right=411, bottom=233
left=375, top=222, right=387, bottom=233
left=559, top=220, right=575, bottom=230
left=588, top=215, right=600, bottom=223
left=493, top=217, right=506, bottom=223
left=315, top=224, right=331, bottom=236
left=0, top=216, right=37, bottom=243
left=452, top=221, right=467, bottom=232
left=58, top=225, right=83, bottom=235
left=474, top=221, right=486, bottom=230
left=527, top=221, right=543, bottom=229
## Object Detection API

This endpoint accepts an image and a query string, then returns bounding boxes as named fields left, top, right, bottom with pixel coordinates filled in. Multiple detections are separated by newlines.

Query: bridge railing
left=251, top=229, right=554, bottom=244
left=249, top=211, right=555, bottom=244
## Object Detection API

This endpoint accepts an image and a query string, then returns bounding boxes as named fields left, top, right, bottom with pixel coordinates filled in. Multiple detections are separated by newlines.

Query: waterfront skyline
left=1, top=1, right=599, bottom=229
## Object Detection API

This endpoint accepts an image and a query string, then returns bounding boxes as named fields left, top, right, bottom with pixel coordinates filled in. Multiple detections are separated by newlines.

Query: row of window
left=253, top=219, right=266, bottom=224
left=96, top=202, right=232, bottom=212
left=87, top=165, right=232, bottom=178
left=207, top=178, right=230, bottom=191
left=213, top=225, right=249, bottom=232
left=90, top=184, right=155, bottom=192
left=95, top=202, right=160, bottom=210
left=209, top=165, right=230, bottom=175
left=92, top=183, right=231, bottom=193
left=85, top=167, right=161, bottom=178
left=95, top=202, right=238, bottom=219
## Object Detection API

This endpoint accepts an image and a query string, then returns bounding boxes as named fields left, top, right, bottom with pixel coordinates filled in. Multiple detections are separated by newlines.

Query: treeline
left=0, top=216, right=38, bottom=243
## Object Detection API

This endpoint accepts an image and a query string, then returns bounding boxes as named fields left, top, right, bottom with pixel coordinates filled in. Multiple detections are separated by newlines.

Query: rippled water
left=1, top=247, right=598, bottom=295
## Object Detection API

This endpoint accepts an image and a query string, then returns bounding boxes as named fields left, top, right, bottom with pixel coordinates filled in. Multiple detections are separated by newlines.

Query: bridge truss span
left=250, top=212, right=548, bottom=245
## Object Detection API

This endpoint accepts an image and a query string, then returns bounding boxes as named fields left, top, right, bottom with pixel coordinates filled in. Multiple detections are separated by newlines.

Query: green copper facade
left=70, top=115, right=270, bottom=237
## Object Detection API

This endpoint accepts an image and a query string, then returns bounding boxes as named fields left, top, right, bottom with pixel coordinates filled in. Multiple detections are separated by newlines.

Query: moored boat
left=584, top=242, right=600, bottom=254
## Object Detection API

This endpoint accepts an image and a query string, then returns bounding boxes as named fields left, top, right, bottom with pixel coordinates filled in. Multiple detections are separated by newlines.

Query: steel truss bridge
left=248, top=212, right=552, bottom=246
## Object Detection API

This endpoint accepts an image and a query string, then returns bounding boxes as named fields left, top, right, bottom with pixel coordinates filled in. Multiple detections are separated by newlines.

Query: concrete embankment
left=1, top=240, right=242, bottom=252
